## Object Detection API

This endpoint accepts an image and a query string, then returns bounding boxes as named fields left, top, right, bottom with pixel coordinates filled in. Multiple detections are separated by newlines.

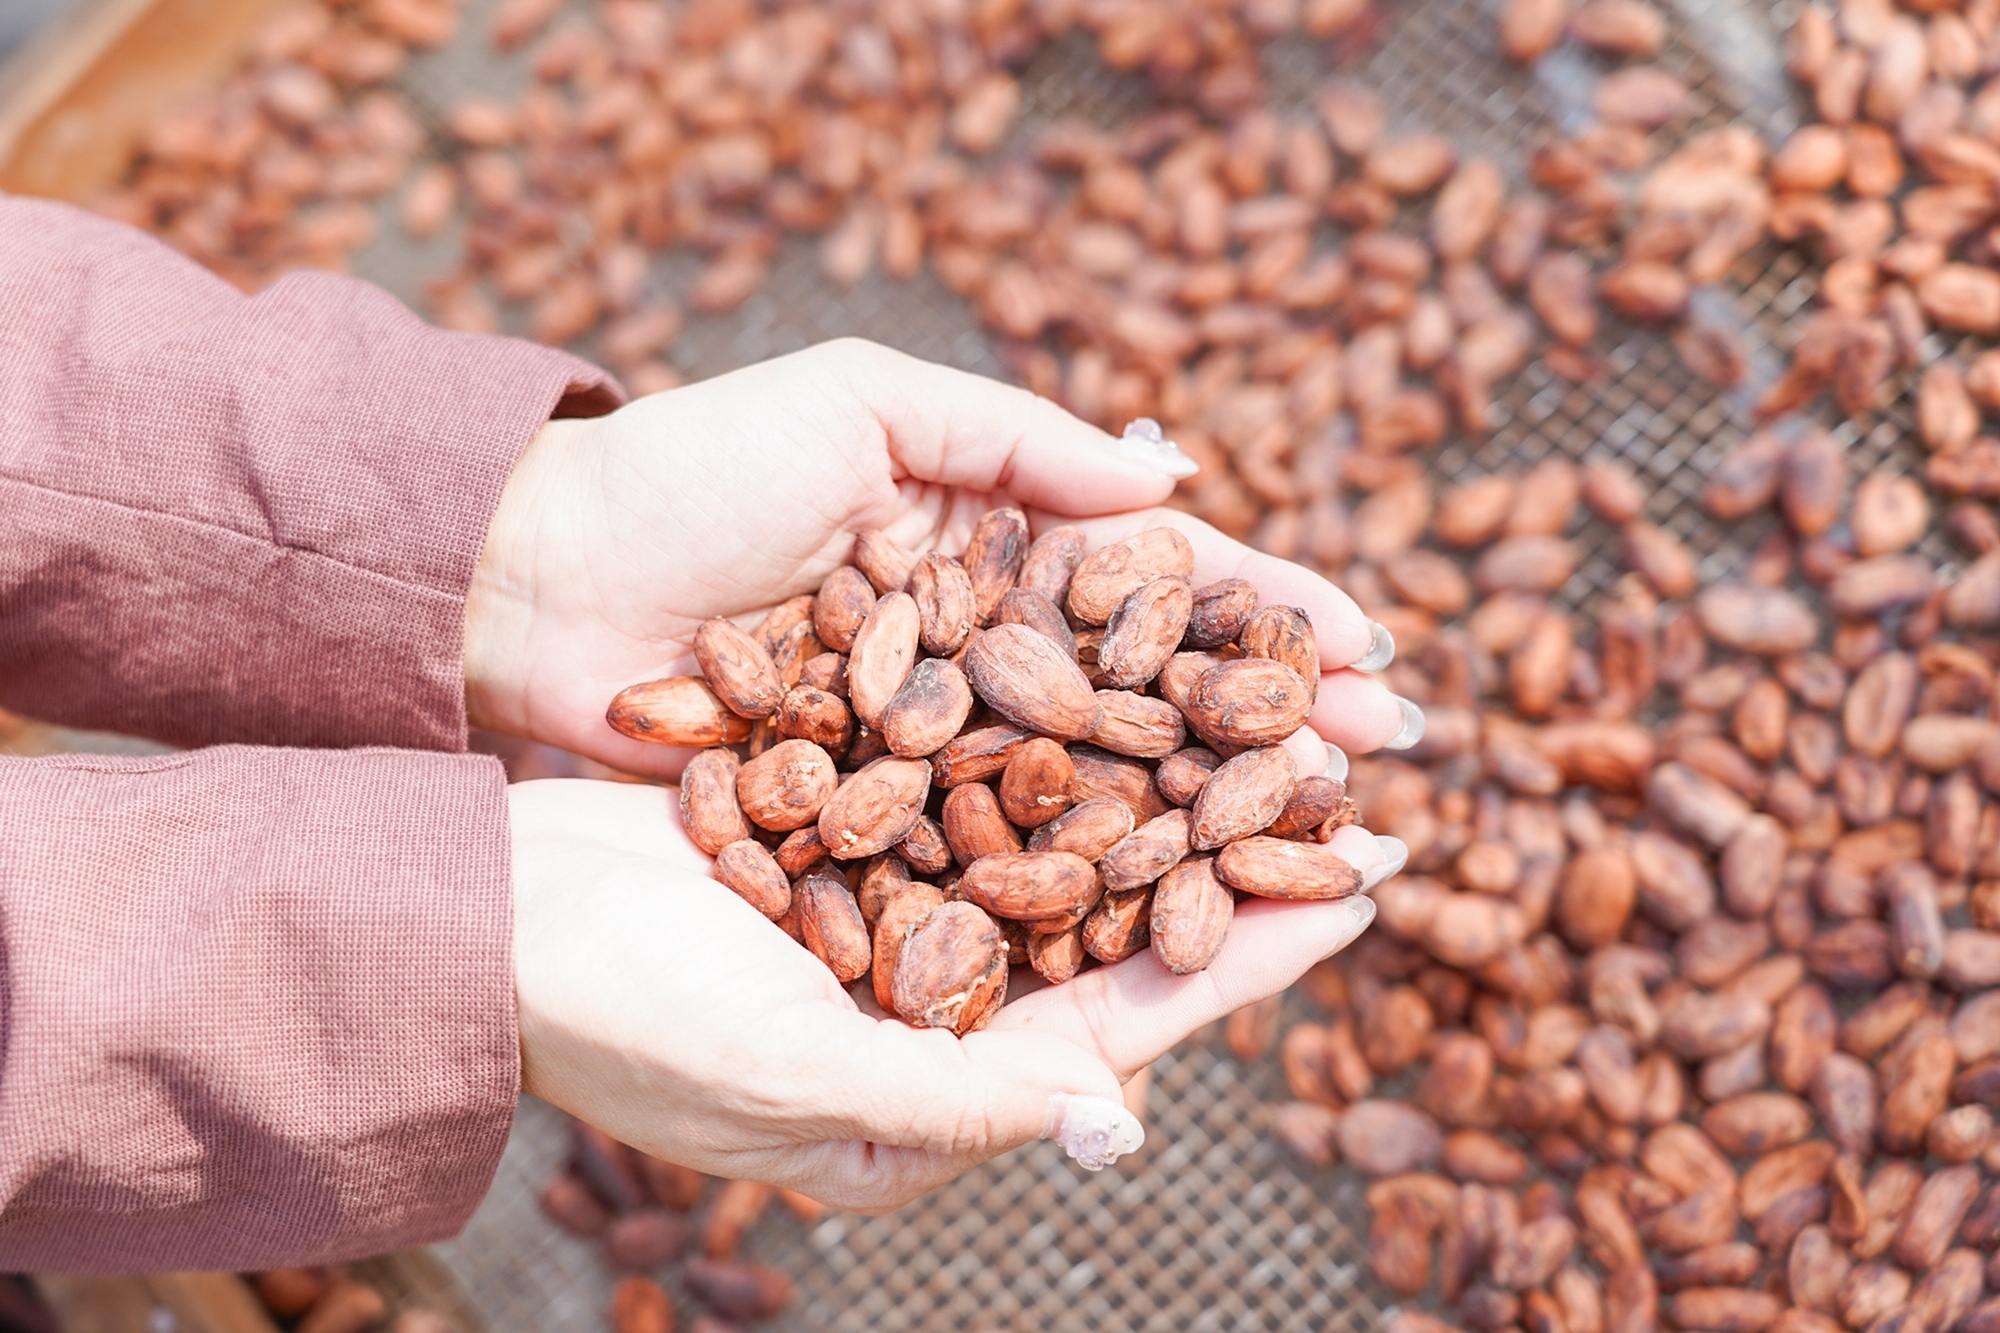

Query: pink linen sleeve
left=0, top=193, right=621, bottom=749
left=0, top=745, right=517, bottom=1271
left=0, top=198, right=619, bottom=1267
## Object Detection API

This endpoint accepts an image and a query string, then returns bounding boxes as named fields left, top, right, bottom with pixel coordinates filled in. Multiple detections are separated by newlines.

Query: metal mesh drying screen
left=321, top=0, right=1926, bottom=1328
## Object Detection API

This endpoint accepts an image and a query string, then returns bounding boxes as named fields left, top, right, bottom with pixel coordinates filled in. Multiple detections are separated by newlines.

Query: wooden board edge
left=0, top=0, right=292, bottom=202
left=33, top=1273, right=281, bottom=1333
left=0, top=0, right=158, bottom=168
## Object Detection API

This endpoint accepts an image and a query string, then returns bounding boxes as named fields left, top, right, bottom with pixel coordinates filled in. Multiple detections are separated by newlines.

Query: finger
left=787, top=1003, right=1126, bottom=1158
left=509, top=778, right=714, bottom=872
left=1278, top=725, right=1327, bottom=779
left=711, top=1136, right=1008, bottom=1215
left=822, top=341, right=1192, bottom=516
left=1307, top=670, right=1419, bottom=753
left=989, top=892, right=1379, bottom=1077
left=1041, top=508, right=1377, bottom=667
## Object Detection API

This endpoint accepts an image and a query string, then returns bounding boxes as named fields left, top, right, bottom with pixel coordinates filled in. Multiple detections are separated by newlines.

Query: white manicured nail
left=1383, top=696, right=1426, bottom=750
left=1363, top=835, right=1408, bottom=891
left=1324, top=743, right=1349, bottom=782
left=1352, top=620, right=1395, bottom=672
left=1043, top=1093, right=1146, bottom=1171
left=1320, top=894, right=1377, bottom=957
left=1110, top=418, right=1199, bottom=478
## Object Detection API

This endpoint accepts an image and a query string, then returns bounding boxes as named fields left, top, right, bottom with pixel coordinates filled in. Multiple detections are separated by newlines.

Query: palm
left=516, top=779, right=1386, bottom=1205
left=473, top=339, right=1408, bottom=775
left=494, top=351, right=1059, bottom=775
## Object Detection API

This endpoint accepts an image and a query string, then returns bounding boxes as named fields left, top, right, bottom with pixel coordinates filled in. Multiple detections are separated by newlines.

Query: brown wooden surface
left=35, top=1273, right=281, bottom=1333
left=0, top=0, right=287, bottom=202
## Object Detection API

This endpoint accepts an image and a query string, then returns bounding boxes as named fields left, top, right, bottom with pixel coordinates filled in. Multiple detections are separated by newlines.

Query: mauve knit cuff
left=0, top=746, right=517, bottom=1271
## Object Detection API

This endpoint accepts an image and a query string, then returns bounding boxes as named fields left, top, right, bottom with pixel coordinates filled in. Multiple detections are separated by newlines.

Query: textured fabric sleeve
left=0, top=193, right=621, bottom=751
left=0, top=745, right=517, bottom=1271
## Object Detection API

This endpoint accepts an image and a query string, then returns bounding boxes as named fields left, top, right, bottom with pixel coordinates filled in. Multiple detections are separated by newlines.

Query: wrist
left=466, top=417, right=592, bottom=734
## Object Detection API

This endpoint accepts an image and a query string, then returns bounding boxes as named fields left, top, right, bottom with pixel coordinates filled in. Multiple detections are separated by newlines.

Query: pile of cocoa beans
left=537, top=1116, right=802, bottom=1332
left=89, top=0, right=2000, bottom=1327
left=608, top=505, right=1368, bottom=1031
left=1243, top=431, right=2000, bottom=1333
left=1510, top=0, right=2000, bottom=477
left=246, top=1267, right=449, bottom=1333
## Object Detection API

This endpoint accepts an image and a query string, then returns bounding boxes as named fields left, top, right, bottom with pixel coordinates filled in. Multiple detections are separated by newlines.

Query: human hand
left=510, top=778, right=1389, bottom=1210
left=465, top=338, right=1422, bottom=779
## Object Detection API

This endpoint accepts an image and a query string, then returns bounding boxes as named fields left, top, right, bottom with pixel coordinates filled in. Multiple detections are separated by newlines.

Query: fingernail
left=1042, top=1093, right=1146, bottom=1171
left=1352, top=620, right=1395, bottom=672
left=1362, top=835, right=1408, bottom=891
left=1320, top=893, right=1377, bottom=957
left=1109, top=418, right=1200, bottom=478
left=1323, top=743, right=1349, bottom=782
left=1383, top=695, right=1426, bottom=750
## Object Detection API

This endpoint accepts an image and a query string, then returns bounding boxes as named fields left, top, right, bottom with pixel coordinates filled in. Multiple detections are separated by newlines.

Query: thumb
left=824, top=340, right=1196, bottom=514
left=802, top=1004, right=1133, bottom=1159
left=751, top=1014, right=1140, bottom=1211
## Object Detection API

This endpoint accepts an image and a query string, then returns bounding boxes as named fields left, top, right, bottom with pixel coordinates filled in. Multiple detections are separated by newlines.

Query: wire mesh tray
left=314, top=0, right=1941, bottom=1326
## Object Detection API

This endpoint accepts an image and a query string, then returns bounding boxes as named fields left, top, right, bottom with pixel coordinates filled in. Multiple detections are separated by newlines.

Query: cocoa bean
left=1183, top=657, right=1316, bottom=747
left=1068, top=744, right=1172, bottom=822
left=1081, top=887, right=1152, bottom=963
left=712, top=840, right=792, bottom=920
left=941, top=781, right=1022, bottom=866
left=1019, top=526, right=1087, bottom=608
left=991, top=587, right=1078, bottom=659
left=818, top=756, right=931, bottom=859
left=1337, top=1100, right=1444, bottom=1176
left=1216, top=836, right=1364, bottom=899
left=1269, top=1101, right=1342, bottom=1168
left=1097, top=576, right=1195, bottom=688
left=1026, top=922, right=1087, bottom=984
left=1499, top=0, right=1568, bottom=61
left=1150, top=856, right=1234, bottom=974
left=680, top=748, right=750, bottom=854
left=847, top=591, right=921, bottom=728
left=608, top=676, right=755, bottom=747
left=694, top=617, right=786, bottom=719
left=1630, top=830, right=1718, bottom=930
left=871, top=880, right=945, bottom=1013
left=682, top=1260, right=793, bottom=1321
left=1186, top=578, right=1260, bottom=649
left=1782, top=427, right=1847, bottom=538
left=1659, top=989, right=1771, bottom=1060
left=930, top=724, right=1032, bottom=786
left=1026, top=797, right=1137, bottom=862
left=851, top=530, right=915, bottom=595
left=909, top=552, right=977, bottom=657
left=963, top=623, right=1104, bottom=740
left=961, top=507, right=1029, bottom=622
left=1696, top=585, right=1820, bottom=655
left=812, top=560, right=876, bottom=648
left=795, top=870, right=872, bottom=983
left=1190, top=745, right=1298, bottom=850
left=1893, top=1164, right=1980, bottom=1271
left=1770, top=983, right=1838, bottom=1093
left=957, top=850, right=1101, bottom=925
left=774, top=684, right=853, bottom=753
left=735, top=738, right=837, bottom=831
left=892, top=900, right=1008, bottom=1034
left=1067, top=528, right=1197, bottom=625
left=1239, top=605, right=1321, bottom=701
left=997, top=736, right=1075, bottom=829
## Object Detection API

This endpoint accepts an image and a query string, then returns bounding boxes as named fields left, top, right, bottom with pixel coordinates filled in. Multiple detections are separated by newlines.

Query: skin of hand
left=479, top=337, right=1417, bottom=1207
left=511, top=777, right=1386, bottom=1212
left=464, top=338, right=1415, bottom=779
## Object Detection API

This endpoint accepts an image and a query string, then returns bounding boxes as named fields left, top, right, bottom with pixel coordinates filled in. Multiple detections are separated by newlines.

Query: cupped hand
left=511, top=778, right=1386, bottom=1211
left=465, top=338, right=1419, bottom=778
